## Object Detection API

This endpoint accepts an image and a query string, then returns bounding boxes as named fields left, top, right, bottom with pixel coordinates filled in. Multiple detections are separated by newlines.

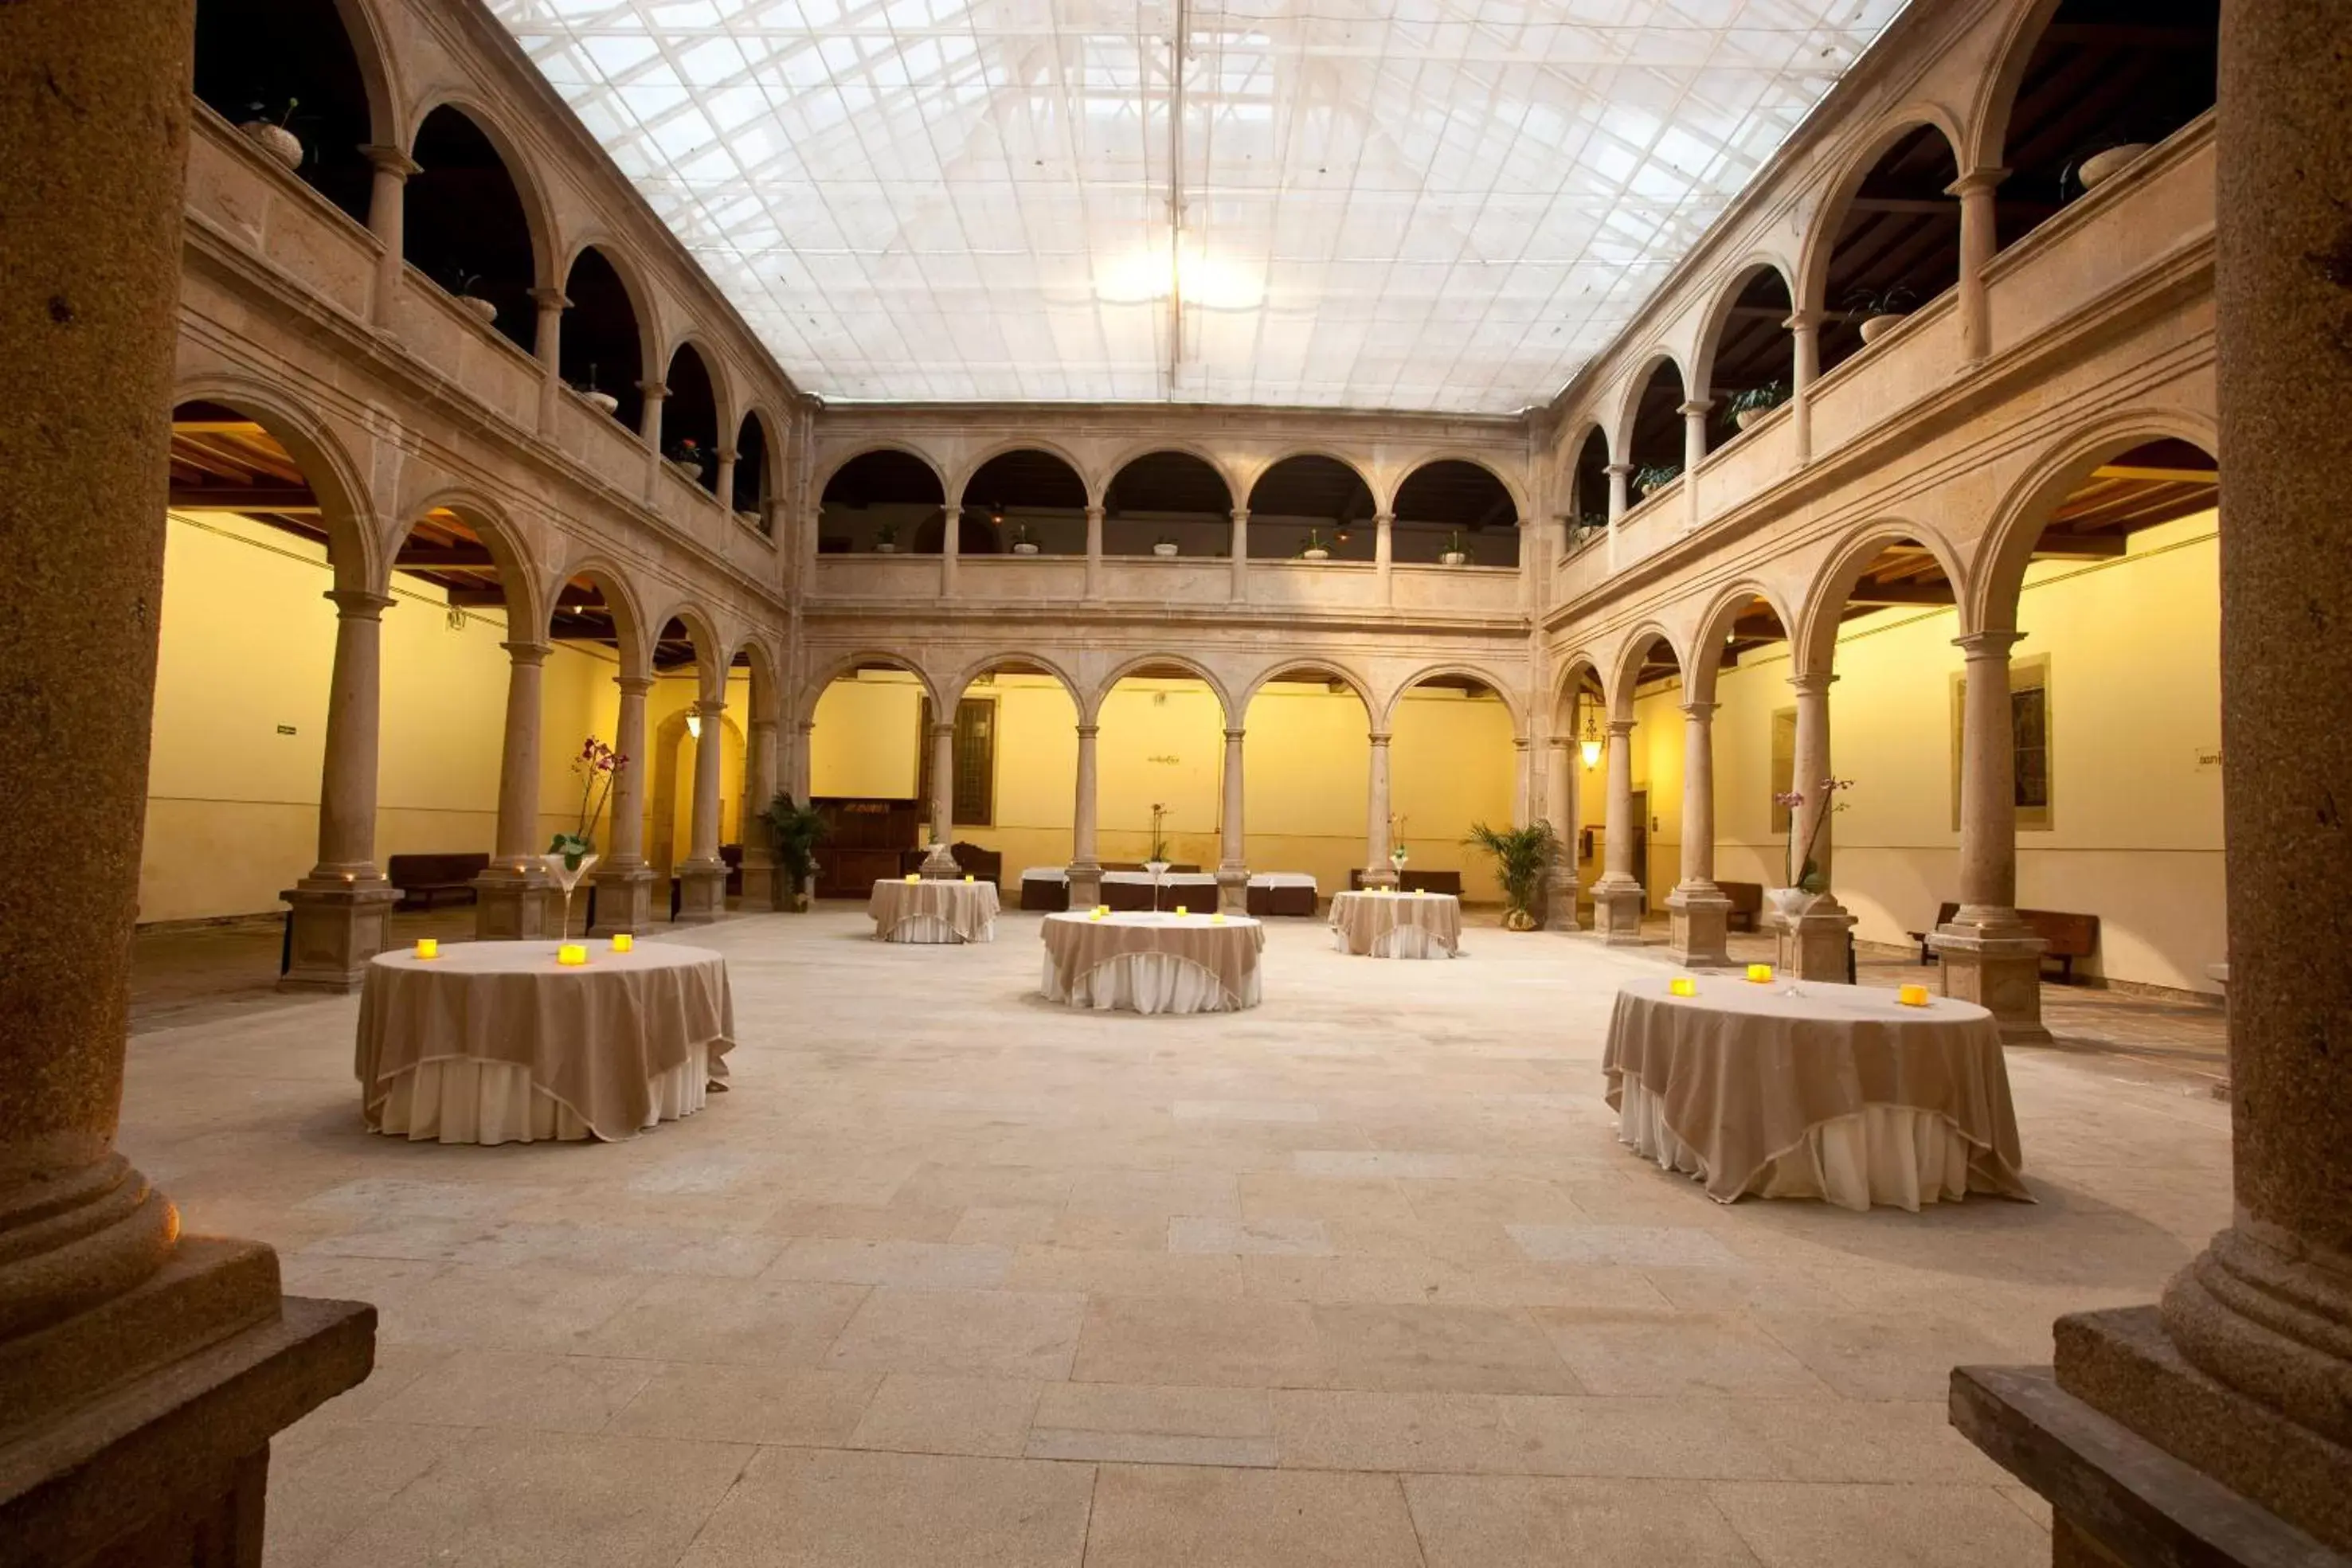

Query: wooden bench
left=1718, top=881, right=1763, bottom=933
left=386, top=852, right=488, bottom=910
left=1348, top=868, right=1464, bottom=897
left=1911, top=902, right=2101, bottom=983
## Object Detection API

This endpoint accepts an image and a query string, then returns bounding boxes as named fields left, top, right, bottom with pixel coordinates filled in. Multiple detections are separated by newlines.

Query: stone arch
left=1551, top=650, right=1608, bottom=733
left=643, top=598, right=726, bottom=699
left=731, top=404, right=784, bottom=517
left=663, top=333, right=737, bottom=444
left=1969, top=409, right=2221, bottom=635
left=546, top=549, right=652, bottom=681
left=813, top=442, right=950, bottom=501
left=170, top=376, right=381, bottom=592
left=1101, top=442, right=1240, bottom=511
left=726, top=632, right=785, bottom=729
left=191, top=0, right=400, bottom=221
left=1380, top=663, right=1526, bottom=733
left=1606, top=626, right=1688, bottom=722
left=1794, top=107, right=1968, bottom=319
left=403, top=93, right=558, bottom=292
left=659, top=337, right=727, bottom=491
left=1685, top=580, right=1800, bottom=705
left=1241, top=447, right=1379, bottom=510
left=1387, top=453, right=1527, bottom=524
left=1235, top=658, right=1377, bottom=721
left=1792, top=518, right=1974, bottom=678
left=385, top=486, right=542, bottom=633
left=1690, top=253, right=1799, bottom=407
left=949, top=438, right=1094, bottom=510
left=1565, top=424, right=1614, bottom=528
left=560, top=237, right=663, bottom=407
left=1088, top=654, right=1234, bottom=728
left=942, top=651, right=1086, bottom=710
left=796, top=650, right=945, bottom=729
left=1968, top=0, right=2069, bottom=174
left=1609, top=351, right=1692, bottom=483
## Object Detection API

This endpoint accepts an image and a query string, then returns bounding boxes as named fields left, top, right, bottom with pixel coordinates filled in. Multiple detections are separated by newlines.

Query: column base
left=277, top=879, right=401, bottom=991
left=919, top=842, right=961, bottom=878
left=1952, top=1304, right=2352, bottom=1558
left=1542, top=868, right=1582, bottom=932
left=1775, top=898, right=1856, bottom=980
left=1066, top=862, right=1103, bottom=909
left=1360, top=866, right=1400, bottom=890
left=1666, top=883, right=1734, bottom=966
left=471, top=867, right=554, bottom=940
left=1215, top=866, right=1249, bottom=913
left=1591, top=878, right=1646, bottom=944
left=739, top=854, right=779, bottom=911
left=1930, top=916, right=2053, bottom=1043
left=589, top=863, right=656, bottom=934
left=675, top=860, right=728, bottom=924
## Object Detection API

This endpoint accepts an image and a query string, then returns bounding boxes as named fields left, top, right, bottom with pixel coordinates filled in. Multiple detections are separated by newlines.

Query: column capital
left=1367, top=730, right=1392, bottom=747
left=323, top=588, right=396, bottom=620
left=360, top=143, right=421, bottom=178
left=1074, top=722, right=1100, bottom=740
left=1606, top=718, right=1638, bottom=737
left=1680, top=699, right=1719, bottom=720
left=1603, top=461, right=1635, bottom=478
left=1788, top=669, right=1838, bottom=696
left=614, top=674, right=656, bottom=695
left=1783, top=307, right=1823, bottom=332
left=694, top=695, right=727, bottom=718
left=1374, top=510, right=1395, bottom=526
left=1954, top=628, right=2028, bottom=660
left=1225, top=727, right=1246, bottom=743
left=636, top=379, right=668, bottom=399
left=500, top=639, right=553, bottom=666
left=796, top=718, right=816, bottom=735
left=1085, top=504, right=1105, bottom=521
left=1946, top=165, right=2010, bottom=197
left=941, top=503, right=961, bottom=518
left=527, top=286, right=570, bottom=311
left=1677, top=399, right=1715, bottom=418
left=715, top=447, right=739, bottom=464
left=929, top=720, right=953, bottom=739
left=1230, top=507, right=1249, bottom=524
left=1513, top=734, right=1532, bottom=753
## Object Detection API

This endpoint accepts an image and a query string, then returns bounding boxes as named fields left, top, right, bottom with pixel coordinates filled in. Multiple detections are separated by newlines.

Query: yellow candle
left=1898, top=983, right=1931, bottom=1007
left=1668, top=976, right=1698, bottom=998
left=413, top=937, right=438, bottom=960
left=1096, top=904, right=1109, bottom=917
left=558, top=943, right=587, bottom=967
left=1089, top=909, right=1105, bottom=921
left=1210, top=913, right=1226, bottom=925
left=964, top=874, right=974, bottom=882
left=610, top=933, right=633, bottom=953
left=905, top=872, right=920, bottom=883
left=1174, top=905, right=1188, bottom=917
left=1745, top=963, right=1772, bottom=984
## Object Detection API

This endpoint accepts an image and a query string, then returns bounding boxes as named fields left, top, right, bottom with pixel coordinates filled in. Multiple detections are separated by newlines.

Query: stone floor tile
left=675, top=1448, right=1094, bottom=1567
left=766, top=1235, right=1012, bottom=1288
left=1705, top=1480, right=2051, bottom=1566
left=369, top=1347, right=654, bottom=1433
left=1406, top=1474, right=1763, bottom=1566
left=765, top=1200, right=968, bottom=1241
left=1272, top=1388, right=1524, bottom=1472
left=1494, top=1395, right=1783, bottom=1480
left=579, top=1275, right=869, bottom=1366
left=1004, top=1245, right=1245, bottom=1297
left=847, top=1373, right=1043, bottom=1456
left=1507, top=1222, right=1743, bottom=1269
left=952, top=1204, right=1063, bottom=1245
left=1742, top=1308, right=2025, bottom=1401
left=1167, top=1214, right=1334, bottom=1257
left=1028, top=1382, right=1278, bottom=1466
left=453, top=1220, right=785, bottom=1278
left=1063, top=1167, right=1242, bottom=1219
left=1533, top=1310, right=1834, bottom=1398
left=607, top=1362, right=881, bottom=1445
left=1173, top=1100, right=1321, bottom=1122
left=1236, top=1173, right=1419, bottom=1226
left=260, top=1420, right=470, bottom=1568
left=1293, top=1150, right=1477, bottom=1179
left=1083, top=1463, right=1424, bottom=1568
left=1311, top=1301, right=1579, bottom=1394
left=376, top=1262, right=656, bottom=1351
left=823, top=1287, right=1086, bottom=1378
left=1725, top=1398, right=2013, bottom=1484
left=1072, top=1296, right=1327, bottom=1388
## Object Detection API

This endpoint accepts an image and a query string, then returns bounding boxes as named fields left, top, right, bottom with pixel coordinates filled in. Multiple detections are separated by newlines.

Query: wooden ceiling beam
left=2092, top=463, right=2218, bottom=483
left=393, top=546, right=499, bottom=569
left=1848, top=582, right=1958, bottom=606
left=168, top=485, right=319, bottom=512
left=2031, top=532, right=2130, bottom=559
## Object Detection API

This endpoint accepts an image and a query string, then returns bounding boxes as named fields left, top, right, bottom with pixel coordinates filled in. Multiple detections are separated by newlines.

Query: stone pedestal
left=589, top=863, right=656, bottom=934
left=674, top=862, right=728, bottom=923
left=277, top=878, right=401, bottom=991
left=472, top=866, right=553, bottom=940
left=1590, top=878, right=1645, bottom=944
left=1666, top=884, right=1733, bottom=966
left=1931, top=917, right=2052, bottom=1044
left=1775, top=901, right=1854, bottom=982
left=1215, top=869, right=1249, bottom=914
left=738, top=857, right=779, bottom=910
left=1066, top=862, right=1103, bottom=910
left=1542, top=864, right=1581, bottom=932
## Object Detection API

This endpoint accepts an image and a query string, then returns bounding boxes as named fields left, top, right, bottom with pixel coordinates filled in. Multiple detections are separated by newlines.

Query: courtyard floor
left=121, top=907, right=2234, bottom=1566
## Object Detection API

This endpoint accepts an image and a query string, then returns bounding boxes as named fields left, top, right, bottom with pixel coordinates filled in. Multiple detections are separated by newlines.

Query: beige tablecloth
left=1601, top=976, right=2029, bottom=1210
left=1039, top=912, right=1264, bottom=1013
left=357, top=940, right=734, bottom=1144
left=1329, top=890, right=1462, bottom=958
left=868, top=878, right=1000, bottom=942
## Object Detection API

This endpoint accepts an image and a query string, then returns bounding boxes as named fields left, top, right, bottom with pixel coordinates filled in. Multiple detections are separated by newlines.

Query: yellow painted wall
left=141, top=510, right=620, bottom=923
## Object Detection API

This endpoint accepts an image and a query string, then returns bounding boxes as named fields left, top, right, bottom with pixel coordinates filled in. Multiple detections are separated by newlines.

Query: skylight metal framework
left=492, top=0, right=1909, bottom=412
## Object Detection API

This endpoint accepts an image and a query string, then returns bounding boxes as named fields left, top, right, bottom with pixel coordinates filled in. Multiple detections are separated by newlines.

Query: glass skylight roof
left=492, top=0, right=1909, bottom=412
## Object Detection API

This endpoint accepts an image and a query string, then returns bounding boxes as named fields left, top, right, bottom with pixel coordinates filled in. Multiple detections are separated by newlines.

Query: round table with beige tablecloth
left=1601, top=976, right=2030, bottom=1213
left=868, top=877, right=1000, bottom=943
left=356, top=940, right=734, bottom=1145
left=1328, top=889, right=1462, bottom=958
left=1039, top=911, right=1264, bottom=1014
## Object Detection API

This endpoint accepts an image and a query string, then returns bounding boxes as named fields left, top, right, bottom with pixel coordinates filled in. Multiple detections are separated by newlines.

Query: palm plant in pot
left=758, top=792, right=827, bottom=911
left=872, top=522, right=898, bottom=554
left=1631, top=463, right=1682, bottom=500
left=448, top=270, right=499, bottom=326
left=1298, top=529, right=1332, bottom=561
left=1439, top=529, right=1470, bottom=566
left=1724, top=380, right=1789, bottom=432
left=1768, top=776, right=1853, bottom=925
left=1845, top=283, right=1917, bottom=345
left=1464, top=819, right=1556, bottom=932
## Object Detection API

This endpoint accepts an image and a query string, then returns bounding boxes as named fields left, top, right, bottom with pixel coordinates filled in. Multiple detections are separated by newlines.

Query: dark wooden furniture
left=1348, top=868, right=1463, bottom=897
left=1246, top=880, right=1319, bottom=917
left=812, top=797, right=921, bottom=897
left=1910, top=902, right=2101, bottom=982
left=1719, top=881, right=1763, bottom=933
left=386, top=852, right=488, bottom=909
left=896, top=841, right=1004, bottom=885
left=1020, top=874, right=1070, bottom=912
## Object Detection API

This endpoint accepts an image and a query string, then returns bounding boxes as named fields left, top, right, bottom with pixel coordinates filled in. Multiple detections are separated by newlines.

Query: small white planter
left=1857, top=313, right=1903, bottom=345
left=1152, top=542, right=1179, bottom=557
left=873, top=541, right=898, bottom=554
left=2079, top=143, right=2152, bottom=190
left=456, top=295, right=499, bottom=326
left=240, top=121, right=302, bottom=170
left=1735, top=408, right=1767, bottom=431
left=1438, top=550, right=1469, bottom=566
left=1301, top=548, right=1330, bottom=561
left=734, top=509, right=762, bottom=530
left=667, top=458, right=706, bottom=486
left=580, top=389, right=620, bottom=416
left=1011, top=542, right=1040, bottom=556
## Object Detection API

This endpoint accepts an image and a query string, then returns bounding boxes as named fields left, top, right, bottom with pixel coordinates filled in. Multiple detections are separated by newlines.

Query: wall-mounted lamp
left=1579, top=709, right=1603, bottom=771
left=687, top=713, right=702, bottom=741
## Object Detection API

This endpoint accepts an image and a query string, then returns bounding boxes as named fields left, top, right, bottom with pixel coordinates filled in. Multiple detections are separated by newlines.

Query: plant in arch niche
left=758, top=793, right=828, bottom=912
left=1630, top=463, right=1681, bottom=499
left=1464, top=820, right=1556, bottom=932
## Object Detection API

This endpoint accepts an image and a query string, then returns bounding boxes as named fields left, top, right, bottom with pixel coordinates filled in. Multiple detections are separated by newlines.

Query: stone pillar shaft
left=638, top=381, right=667, bottom=502
left=1787, top=310, right=1818, bottom=466
left=940, top=504, right=961, bottom=597
left=362, top=145, right=417, bottom=330
left=1789, top=671, right=1835, bottom=887
left=691, top=700, right=726, bottom=862
left=792, top=719, right=814, bottom=800
left=529, top=286, right=566, bottom=435
left=1604, top=461, right=1631, bottom=573
left=312, top=590, right=393, bottom=874
left=1678, top=399, right=1711, bottom=530
left=1229, top=507, right=1249, bottom=602
left=1667, top=702, right=1732, bottom=965
left=1591, top=718, right=1645, bottom=942
left=1543, top=737, right=1580, bottom=931
left=1083, top=504, right=1105, bottom=599
left=1511, top=737, right=1532, bottom=829
left=1363, top=732, right=1395, bottom=886
left=494, top=641, right=549, bottom=864
left=607, top=678, right=650, bottom=867
left=1951, top=169, right=2004, bottom=364
left=1068, top=722, right=1102, bottom=907
left=1375, top=510, right=1395, bottom=602
left=1216, top=727, right=1248, bottom=912
left=1953, top=632, right=2023, bottom=915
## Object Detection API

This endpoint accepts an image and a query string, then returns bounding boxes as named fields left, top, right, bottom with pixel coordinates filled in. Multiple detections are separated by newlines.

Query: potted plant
left=2076, top=142, right=2153, bottom=190
left=1630, top=463, right=1682, bottom=499
left=1298, top=529, right=1331, bottom=561
left=1845, top=283, right=1917, bottom=345
left=1724, top=380, right=1789, bottom=432
left=1464, top=819, right=1557, bottom=932
left=665, top=437, right=708, bottom=485
left=1570, top=512, right=1608, bottom=547
left=872, top=522, right=898, bottom=554
left=446, top=271, right=499, bottom=326
left=1009, top=522, right=1040, bottom=556
left=1152, top=534, right=1179, bottom=557
left=238, top=99, right=303, bottom=170
left=1767, top=776, right=1853, bottom=924
left=572, top=362, right=620, bottom=416
left=758, top=792, right=827, bottom=911
left=543, top=735, right=624, bottom=937
left=1439, top=529, right=1470, bottom=567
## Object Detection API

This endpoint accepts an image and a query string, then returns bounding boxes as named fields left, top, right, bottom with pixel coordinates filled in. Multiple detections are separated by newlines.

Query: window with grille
left=917, top=698, right=996, bottom=827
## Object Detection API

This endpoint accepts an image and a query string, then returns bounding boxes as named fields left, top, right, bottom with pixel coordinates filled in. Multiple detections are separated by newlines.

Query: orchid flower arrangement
left=1774, top=777, right=1853, bottom=893
left=549, top=736, right=625, bottom=870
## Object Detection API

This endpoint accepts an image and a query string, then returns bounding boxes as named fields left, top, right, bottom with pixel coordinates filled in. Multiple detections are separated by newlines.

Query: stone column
left=529, top=286, right=567, bottom=436
left=940, top=503, right=961, bottom=597
left=1215, top=727, right=1248, bottom=912
left=1777, top=670, right=1854, bottom=980
left=1083, top=503, right=1106, bottom=600
left=738, top=716, right=779, bottom=908
left=1511, top=736, right=1533, bottom=828
left=713, top=446, right=738, bottom=509
left=792, top=718, right=815, bottom=800
left=0, top=12, right=373, bottom=1556
left=637, top=379, right=667, bottom=503
left=1950, top=167, right=2006, bottom=365
left=472, top=639, right=554, bottom=938
left=1930, top=631, right=2049, bottom=1042
left=1066, top=722, right=1102, bottom=908
left=1678, top=398, right=1711, bottom=531
left=1665, top=701, right=1732, bottom=965
left=1787, top=309, right=1818, bottom=467
left=1953, top=14, right=2352, bottom=1555
left=281, top=588, right=401, bottom=989
left=1590, top=719, right=1646, bottom=941
left=1542, top=737, right=1580, bottom=931
left=918, top=720, right=959, bottom=875
left=1605, top=460, right=1632, bottom=573
left=1375, top=510, right=1395, bottom=603
left=1229, top=506, right=1249, bottom=602
left=592, top=675, right=656, bottom=933
left=675, top=697, right=730, bottom=921
left=1362, top=731, right=1398, bottom=888
left=362, top=143, right=418, bottom=330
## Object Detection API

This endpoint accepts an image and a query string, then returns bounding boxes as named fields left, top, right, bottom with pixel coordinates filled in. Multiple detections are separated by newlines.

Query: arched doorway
left=1240, top=667, right=1374, bottom=901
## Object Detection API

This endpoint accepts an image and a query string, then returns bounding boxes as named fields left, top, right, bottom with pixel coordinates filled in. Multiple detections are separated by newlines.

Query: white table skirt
left=1330, top=924, right=1455, bottom=960
left=1615, top=1077, right=1974, bottom=1213
left=1039, top=952, right=1262, bottom=1015
left=882, top=913, right=996, bottom=944
left=377, top=1044, right=710, bottom=1145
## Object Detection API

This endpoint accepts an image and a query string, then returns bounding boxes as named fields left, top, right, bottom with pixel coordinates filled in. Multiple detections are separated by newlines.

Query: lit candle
left=1745, top=963, right=1773, bottom=984
left=413, top=938, right=439, bottom=960
left=1089, top=909, right=1105, bottom=921
left=1897, top=983, right=1931, bottom=1007
left=1096, top=904, right=1109, bottom=917
left=610, top=933, right=633, bottom=953
left=1211, top=913, right=1226, bottom=925
left=1174, top=905, right=1188, bottom=917
left=558, top=943, right=587, bottom=967
left=964, top=874, right=974, bottom=882
left=905, top=873, right=920, bottom=884
left=1668, top=976, right=1698, bottom=998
